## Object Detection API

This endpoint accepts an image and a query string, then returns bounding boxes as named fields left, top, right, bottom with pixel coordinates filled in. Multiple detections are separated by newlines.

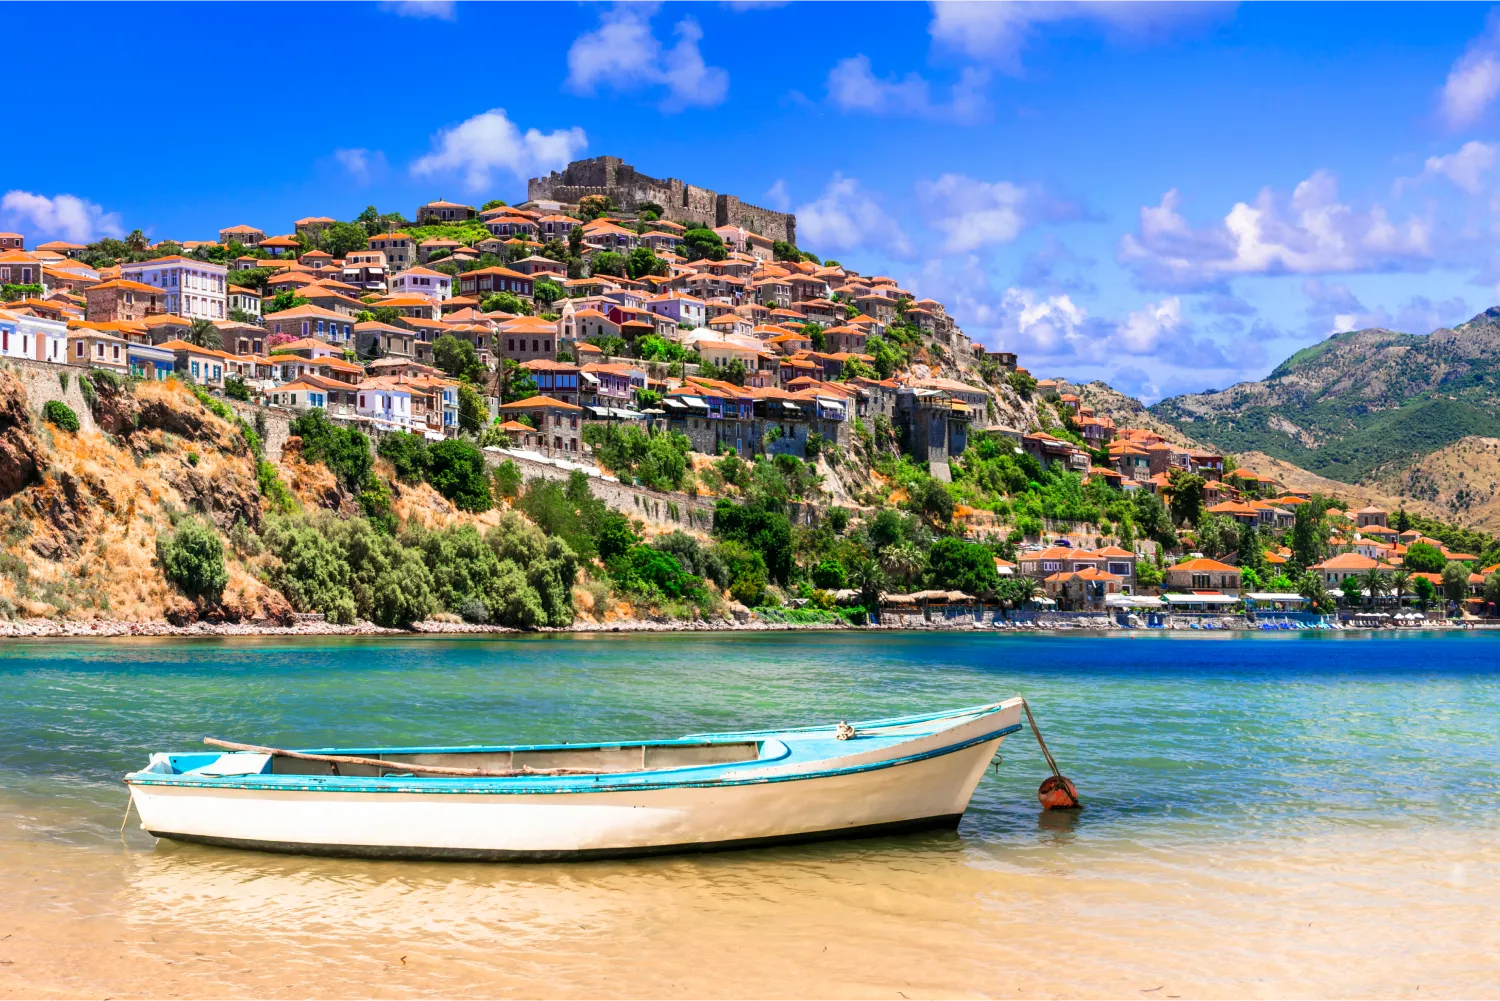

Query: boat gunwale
left=124, top=721, right=1024, bottom=796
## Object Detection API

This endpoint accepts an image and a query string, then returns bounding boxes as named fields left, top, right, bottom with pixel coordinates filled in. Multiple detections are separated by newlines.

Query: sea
left=0, top=631, right=1496, bottom=999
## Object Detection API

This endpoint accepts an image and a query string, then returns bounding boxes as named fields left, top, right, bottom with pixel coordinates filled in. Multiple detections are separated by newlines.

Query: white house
left=356, top=378, right=413, bottom=429
left=386, top=266, right=452, bottom=302
left=646, top=291, right=705, bottom=330
left=0, top=309, right=67, bottom=363
left=120, top=256, right=229, bottom=321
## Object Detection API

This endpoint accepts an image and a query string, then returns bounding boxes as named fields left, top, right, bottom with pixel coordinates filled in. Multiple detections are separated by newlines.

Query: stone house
left=84, top=279, right=166, bottom=323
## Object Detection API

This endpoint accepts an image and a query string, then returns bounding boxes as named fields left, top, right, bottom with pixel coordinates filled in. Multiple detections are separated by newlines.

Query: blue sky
left=7, top=1, right=1500, bottom=401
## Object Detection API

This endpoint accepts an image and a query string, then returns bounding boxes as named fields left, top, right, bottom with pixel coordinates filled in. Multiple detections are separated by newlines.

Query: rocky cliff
left=0, top=369, right=288, bottom=624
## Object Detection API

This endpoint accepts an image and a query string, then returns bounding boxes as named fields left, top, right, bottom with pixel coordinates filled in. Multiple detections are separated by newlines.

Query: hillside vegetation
left=1150, top=308, right=1500, bottom=483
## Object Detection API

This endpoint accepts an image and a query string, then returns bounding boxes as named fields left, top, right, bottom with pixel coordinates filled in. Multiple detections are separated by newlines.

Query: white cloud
left=1118, top=171, right=1433, bottom=290
left=1442, top=15, right=1500, bottom=128
left=378, top=1, right=455, bottom=20
left=1116, top=296, right=1183, bottom=353
left=795, top=175, right=914, bottom=258
left=0, top=191, right=122, bottom=243
left=333, top=148, right=387, bottom=185
left=566, top=6, right=728, bottom=111
left=764, top=179, right=791, bottom=212
left=1408, top=140, right=1498, bottom=194
left=825, top=55, right=989, bottom=122
left=916, top=173, right=1041, bottom=251
left=928, top=1, right=1224, bottom=75
left=410, top=109, right=586, bottom=193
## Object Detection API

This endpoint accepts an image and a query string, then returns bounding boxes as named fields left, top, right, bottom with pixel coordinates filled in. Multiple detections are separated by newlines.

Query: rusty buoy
left=1037, top=774, right=1080, bottom=810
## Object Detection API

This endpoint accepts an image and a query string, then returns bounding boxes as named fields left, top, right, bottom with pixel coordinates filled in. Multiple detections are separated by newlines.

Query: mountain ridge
left=1146, top=307, right=1500, bottom=484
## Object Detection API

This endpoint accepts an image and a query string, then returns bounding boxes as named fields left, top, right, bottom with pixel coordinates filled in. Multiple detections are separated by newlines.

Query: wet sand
left=1, top=801, right=1494, bottom=999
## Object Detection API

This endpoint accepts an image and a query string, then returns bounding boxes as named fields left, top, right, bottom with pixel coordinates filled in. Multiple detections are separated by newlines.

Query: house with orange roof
left=297, top=284, right=365, bottom=317
left=371, top=294, right=441, bottom=322
left=266, top=373, right=351, bottom=416
left=227, top=284, right=261, bottom=322
left=352, top=376, right=413, bottom=429
left=67, top=327, right=131, bottom=375
left=483, top=214, right=538, bottom=240
left=508, top=255, right=567, bottom=279
left=498, top=315, right=561, bottom=364
left=457, top=266, right=534, bottom=301
left=1164, top=557, right=1243, bottom=595
left=155, top=339, right=237, bottom=387
left=498, top=395, right=588, bottom=459
left=217, top=225, right=264, bottom=247
left=580, top=361, right=648, bottom=409
left=388, top=266, right=453, bottom=302
left=83, top=279, right=167, bottom=324
left=1312, top=552, right=1379, bottom=586
left=416, top=200, right=475, bottom=225
left=353, top=320, right=416, bottom=361
left=368, top=232, right=415, bottom=272
left=536, top=213, right=583, bottom=239
left=416, top=238, right=463, bottom=265
left=645, top=289, right=705, bottom=329
left=265, top=304, right=357, bottom=346
left=257, top=235, right=300, bottom=257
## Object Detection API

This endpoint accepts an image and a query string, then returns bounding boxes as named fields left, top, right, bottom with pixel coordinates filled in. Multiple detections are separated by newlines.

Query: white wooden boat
left=123, top=699, right=1026, bottom=861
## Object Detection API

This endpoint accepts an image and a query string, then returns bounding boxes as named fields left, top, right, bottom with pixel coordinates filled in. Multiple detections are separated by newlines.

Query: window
left=1191, top=573, right=1211, bottom=589
left=76, top=341, right=84, bottom=358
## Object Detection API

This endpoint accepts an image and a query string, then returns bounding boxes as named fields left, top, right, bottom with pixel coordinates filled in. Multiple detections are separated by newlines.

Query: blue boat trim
left=146, top=813, right=968, bottom=862
left=125, top=722, right=1023, bottom=796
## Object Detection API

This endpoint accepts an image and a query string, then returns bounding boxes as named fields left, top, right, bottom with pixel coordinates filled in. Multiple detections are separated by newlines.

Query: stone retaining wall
left=226, top=400, right=292, bottom=459
left=484, top=450, right=720, bottom=531
left=2, top=357, right=100, bottom=433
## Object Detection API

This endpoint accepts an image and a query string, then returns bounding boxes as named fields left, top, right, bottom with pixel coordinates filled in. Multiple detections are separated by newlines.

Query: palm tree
left=1362, top=568, right=1389, bottom=610
left=878, top=541, right=924, bottom=590
left=1014, top=576, right=1040, bottom=610
left=846, top=556, right=886, bottom=610
left=124, top=229, right=148, bottom=255
left=187, top=318, right=222, bottom=350
left=1391, top=570, right=1412, bottom=609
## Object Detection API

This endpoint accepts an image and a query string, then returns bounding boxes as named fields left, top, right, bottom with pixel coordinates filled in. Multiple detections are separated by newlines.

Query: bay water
left=0, top=631, right=1496, bottom=998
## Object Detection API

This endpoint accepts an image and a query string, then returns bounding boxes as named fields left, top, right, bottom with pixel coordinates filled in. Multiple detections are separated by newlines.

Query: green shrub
left=596, top=511, right=638, bottom=562
left=43, top=400, right=79, bottom=433
left=493, top=459, right=522, bottom=499
left=290, top=408, right=372, bottom=492
left=261, top=513, right=357, bottom=623
left=57, top=372, right=69, bottom=392
left=652, top=531, right=730, bottom=587
left=581, top=423, right=691, bottom=491
left=811, top=558, right=847, bottom=589
left=224, top=375, right=250, bottom=401
left=426, top=438, right=492, bottom=512
left=257, top=460, right=297, bottom=514
left=377, top=431, right=431, bottom=484
left=608, top=546, right=699, bottom=600
left=1403, top=541, right=1446, bottom=574
left=927, top=537, right=1000, bottom=596
left=156, top=518, right=229, bottom=601
left=516, top=471, right=610, bottom=561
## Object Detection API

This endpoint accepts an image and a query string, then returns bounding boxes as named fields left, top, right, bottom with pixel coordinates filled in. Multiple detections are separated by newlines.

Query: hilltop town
left=1, top=157, right=1498, bottom=632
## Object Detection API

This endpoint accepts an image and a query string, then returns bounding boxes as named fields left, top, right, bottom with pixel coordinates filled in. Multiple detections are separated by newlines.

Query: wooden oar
left=203, top=737, right=602, bottom=778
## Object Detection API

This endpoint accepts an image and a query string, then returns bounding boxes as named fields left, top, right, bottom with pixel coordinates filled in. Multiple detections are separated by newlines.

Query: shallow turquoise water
left=2, top=631, right=1498, bottom=997
left=3, top=630, right=1497, bottom=847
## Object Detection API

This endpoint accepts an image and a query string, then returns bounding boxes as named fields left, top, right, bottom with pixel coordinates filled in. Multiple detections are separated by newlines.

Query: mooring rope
left=1020, top=698, right=1065, bottom=782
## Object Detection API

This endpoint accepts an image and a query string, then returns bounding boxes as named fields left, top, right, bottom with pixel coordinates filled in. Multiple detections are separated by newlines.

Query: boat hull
left=131, top=733, right=1008, bottom=861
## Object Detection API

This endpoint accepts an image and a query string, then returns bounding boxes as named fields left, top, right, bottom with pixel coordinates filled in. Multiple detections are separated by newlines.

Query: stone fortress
left=527, top=156, right=796, bottom=245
